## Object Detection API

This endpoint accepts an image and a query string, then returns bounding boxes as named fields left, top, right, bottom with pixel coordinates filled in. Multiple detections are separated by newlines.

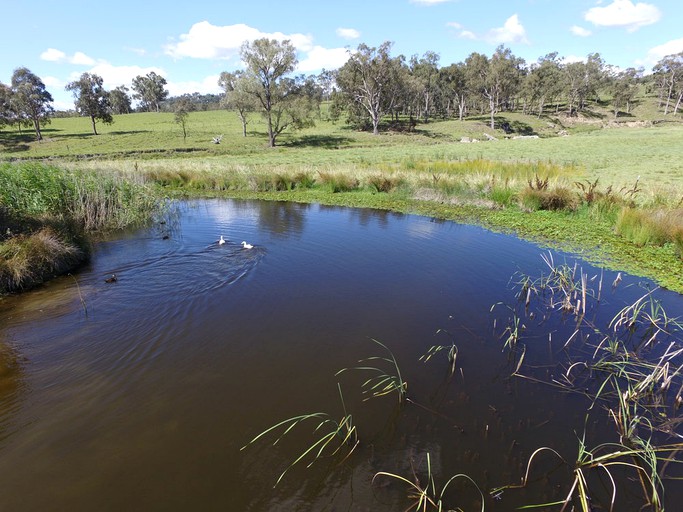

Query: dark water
left=0, top=199, right=681, bottom=511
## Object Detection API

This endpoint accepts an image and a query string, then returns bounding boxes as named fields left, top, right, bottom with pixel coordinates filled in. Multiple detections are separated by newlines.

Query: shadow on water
left=0, top=198, right=680, bottom=511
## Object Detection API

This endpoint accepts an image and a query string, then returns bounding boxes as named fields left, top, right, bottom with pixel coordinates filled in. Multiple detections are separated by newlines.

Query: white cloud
left=165, top=21, right=315, bottom=60
left=584, top=0, right=661, bottom=32
left=42, top=75, right=64, bottom=88
left=460, top=30, right=477, bottom=40
left=637, top=37, right=683, bottom=69
left=83, top=62, right=167, bottom=89
left=485, top=14, right=529, bottom=44
left=336, top=27, right=360, bottom=40
left=166, top=74, right=222, bottom=97
left=41, top=48, right=66, bottom=62
left=297, top=46, right=350, bottom=72
left=71, top=51, right=95, bottom=66
left=40, top=48, right=95, bottom=65
left=446, top=21, right=463, bottom=29
left=570, top=25, right=592, bottom=37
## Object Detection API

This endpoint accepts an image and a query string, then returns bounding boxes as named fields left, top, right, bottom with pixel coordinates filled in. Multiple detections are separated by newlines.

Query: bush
left=520, top=186, right=578, bottom=212
left=616, top=208, right=683, bottom=253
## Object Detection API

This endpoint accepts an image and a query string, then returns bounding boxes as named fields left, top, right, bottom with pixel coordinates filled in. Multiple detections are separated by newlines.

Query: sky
left=2, top=0, right=682, bottom=110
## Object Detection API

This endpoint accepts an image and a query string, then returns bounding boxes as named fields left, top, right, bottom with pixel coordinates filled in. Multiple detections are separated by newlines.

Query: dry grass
left=0, top=228, right=85, bottom=292
left=616, top=208, right=683, bottom=258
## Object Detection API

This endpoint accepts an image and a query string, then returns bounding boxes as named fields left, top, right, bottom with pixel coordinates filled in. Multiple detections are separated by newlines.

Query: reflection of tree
left=257, top=201, right=309, bottom=238
left=0, top=338, right=24, bottom=441
left=348, top=207, right=404, bottom=228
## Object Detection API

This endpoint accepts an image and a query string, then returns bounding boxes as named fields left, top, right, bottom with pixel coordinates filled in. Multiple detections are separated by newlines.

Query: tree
left=0, top=82, right=13, bottom=128
left=173, top=97, right=194, bottom=141
left=218, top=70, right=257, bottom=137
left=523, top=53, right=563, bottom=117
left=410, top=51, right=440, bottom=122
left=437, top=62, right=468, bottom=120
left=239, top=38, right=318, bottom=147
left=109, top=86, right=132, bottom=114
left=131, top=72, right=168, bottom=112
left=335, top=41, right=403, bottom=135
left=653, top=52, right=683, bottom=116
left=65, top=73, right=113, bottom=135
left=10, top=67, right=54, bottom=141
left=609, top=67, right=642, bottom=118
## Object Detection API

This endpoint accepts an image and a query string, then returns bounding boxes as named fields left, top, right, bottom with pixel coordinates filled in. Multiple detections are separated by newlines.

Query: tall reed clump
left=0, top=162, right=162, bottom=293
left=616, top=208, right=683, bottom=259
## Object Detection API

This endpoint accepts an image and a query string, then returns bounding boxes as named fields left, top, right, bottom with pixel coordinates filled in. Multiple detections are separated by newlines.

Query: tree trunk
left=674, top=90, right=683, bottom=116
left=90, top=115, right=98, bottom=135
left=33, top=119, right=42, bottom=141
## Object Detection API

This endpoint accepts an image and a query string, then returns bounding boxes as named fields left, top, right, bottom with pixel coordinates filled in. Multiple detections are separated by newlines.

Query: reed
left=494, top=252, right=683, bottom=510
left=240, top=383, right=359, bottom=487
left=336, top=338, right=407, bottom=403
left=374, top=452, right=485, bottom=512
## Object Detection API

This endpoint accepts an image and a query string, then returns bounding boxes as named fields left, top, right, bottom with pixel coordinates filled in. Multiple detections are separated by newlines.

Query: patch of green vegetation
left=0, top=162, right=162, bottom=294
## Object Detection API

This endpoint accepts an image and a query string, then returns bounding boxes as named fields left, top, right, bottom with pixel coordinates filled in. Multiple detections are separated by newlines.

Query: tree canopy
left=65, top=73, right=113, bottom=135
left=237, top=38, right=319, bottom=147
left=9, top=67, right=54, bottom=140
left=131, top=72, right=168, bottom=113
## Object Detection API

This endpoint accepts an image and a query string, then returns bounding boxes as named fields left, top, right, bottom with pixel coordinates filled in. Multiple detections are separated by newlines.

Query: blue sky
left=2, top=0, right=682, bottom=110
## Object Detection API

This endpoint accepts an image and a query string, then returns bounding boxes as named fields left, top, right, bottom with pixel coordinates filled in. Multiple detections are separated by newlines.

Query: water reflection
left=0, top=199, right=679, bottom=511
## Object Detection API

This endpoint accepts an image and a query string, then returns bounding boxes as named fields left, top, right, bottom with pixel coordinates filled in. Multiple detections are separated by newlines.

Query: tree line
left=1, top=40, right=682, bottom=144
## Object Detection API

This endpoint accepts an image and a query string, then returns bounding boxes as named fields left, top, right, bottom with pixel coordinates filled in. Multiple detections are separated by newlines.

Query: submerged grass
left=492, top=253, right=683, bottom=510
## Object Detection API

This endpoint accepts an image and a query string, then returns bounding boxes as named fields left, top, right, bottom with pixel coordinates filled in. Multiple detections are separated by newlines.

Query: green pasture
left=1, top=106, right=682, bottom=293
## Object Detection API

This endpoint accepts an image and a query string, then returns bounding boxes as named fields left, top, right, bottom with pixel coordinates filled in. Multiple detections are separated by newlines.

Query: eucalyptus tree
left=409, top=51, right=440, bottom=122
left=609, top=67, right=642, bottom=117
left=131, top=71, right=168, bottom=112
left=173, top=97, right=194, bottom=141
left=10, top=67, right=54, bottom=140
left=65, top=73, right=113, bottom=135
left=653, top=52, right=683, bottom=115
left=109, top=85, right=132, bottom=114
left=437, top=62, right=468, bottom=120
left=523, top=52, right=563, bottom=117
left=218, top=70, right=257, bottom=137
left=0, top=82, right=13, bottom=128
left=335, top=41, right=405, bottom=134
left=239, top=38, right=318, bottom=147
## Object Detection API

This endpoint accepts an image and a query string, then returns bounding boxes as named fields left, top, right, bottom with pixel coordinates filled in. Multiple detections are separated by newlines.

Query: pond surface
left=0, top=199, right=681, bottom=511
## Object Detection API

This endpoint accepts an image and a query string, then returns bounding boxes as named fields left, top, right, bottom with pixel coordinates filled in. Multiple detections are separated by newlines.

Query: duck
left=241, top=241, right=254, bottom=249
left=105, top=274, right=118, bottom=283
left=218, top=235, right=226, bottom=245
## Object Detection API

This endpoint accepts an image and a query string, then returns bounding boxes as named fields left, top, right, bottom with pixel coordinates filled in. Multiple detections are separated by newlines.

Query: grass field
left=1, top=101, right=682, bottom=293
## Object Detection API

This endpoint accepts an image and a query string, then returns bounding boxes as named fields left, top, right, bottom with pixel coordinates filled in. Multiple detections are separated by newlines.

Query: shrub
left=520, top=186, right=578, bottom=212
left=367, top=174, right=403, bottom=193
left=317, top=171, right=359, bottom=193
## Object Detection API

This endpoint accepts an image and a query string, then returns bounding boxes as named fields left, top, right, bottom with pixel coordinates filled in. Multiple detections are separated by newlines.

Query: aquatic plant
left=374, top=452, right=485, bottom=512
left=336, top=338, right=407, bottom=403
left=240, top=383, right=359, bottom=487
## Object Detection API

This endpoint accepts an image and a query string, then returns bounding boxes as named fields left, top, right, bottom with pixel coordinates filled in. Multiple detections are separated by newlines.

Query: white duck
left=241, top=241, right=254, bottom=249
left=218, top=235, right=226, bottom=245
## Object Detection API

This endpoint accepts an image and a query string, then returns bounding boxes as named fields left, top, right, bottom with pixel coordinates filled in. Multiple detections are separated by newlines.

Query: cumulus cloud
left=166, top=75, right=222, bottom=97
left=336, top=27, right=360, bottom=40
left=447, top=22, right=477, bottom=40
left=570, top=25, right=592, bottom=37
left=83, top=62, right=167, bottom=89
left=297, top=46, right=350, bottom=72
left=485, top=14, right=529, bottom=44
left=40, top=48, right=66, bottom=62
left=164, top=21, right=314, bottom=60
left=584, top=0, right=661, bottom=32
left=40, top=48, right=96, bottom=65
left=637, top=37, right=683, bottom=69
left=165, top=21, right=349, bottom=72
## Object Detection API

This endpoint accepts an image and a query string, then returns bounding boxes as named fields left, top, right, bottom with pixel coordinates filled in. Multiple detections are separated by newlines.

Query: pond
left=0, top=199, right=681, bottom=511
